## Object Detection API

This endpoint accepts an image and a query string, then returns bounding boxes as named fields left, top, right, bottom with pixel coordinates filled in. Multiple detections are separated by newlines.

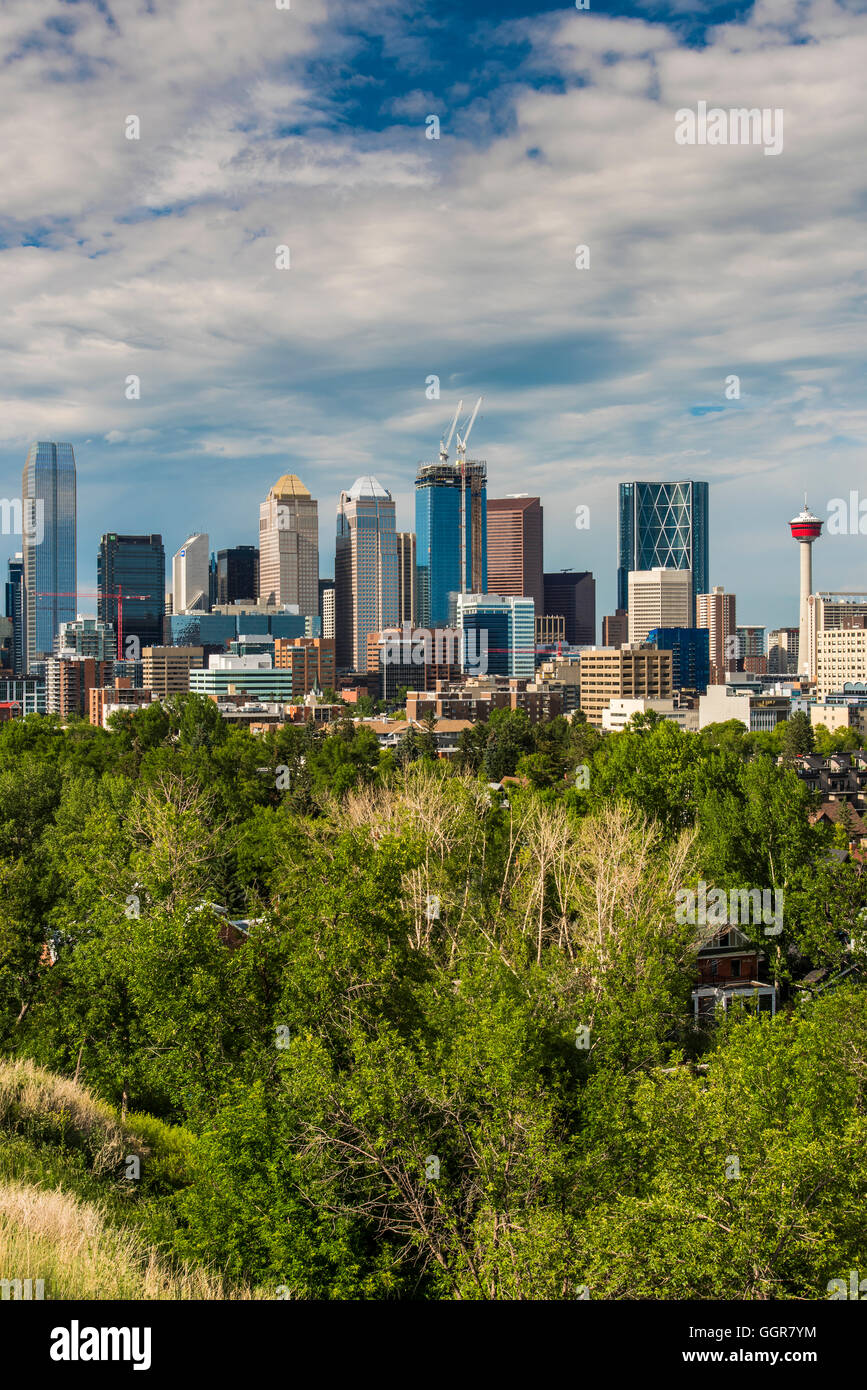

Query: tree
left=781, top=710, right=814, bottom=761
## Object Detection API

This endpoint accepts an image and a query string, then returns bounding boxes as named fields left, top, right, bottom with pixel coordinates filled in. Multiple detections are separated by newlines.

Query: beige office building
left=258, top=474, right=319, bottom=616
left=628, top=568, right=692, bottom=644
left=396, top=532, right=416, bottom=626
left=579, top=644, right=673, bottom=727
left=815, top=628, right=867, bottom=701
left=142, top=646, right=204, bottom=698
left=696, top=586, right=737, bottom=685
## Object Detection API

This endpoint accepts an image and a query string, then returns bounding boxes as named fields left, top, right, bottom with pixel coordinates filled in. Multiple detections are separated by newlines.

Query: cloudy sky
left=1, top=0, right=865, bottom=630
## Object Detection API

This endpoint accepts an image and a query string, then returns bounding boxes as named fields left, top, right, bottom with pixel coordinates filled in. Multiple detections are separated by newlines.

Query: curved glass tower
left=618, top=480, right=708, bottom=616
left=22, top=441, right=77, bottom=669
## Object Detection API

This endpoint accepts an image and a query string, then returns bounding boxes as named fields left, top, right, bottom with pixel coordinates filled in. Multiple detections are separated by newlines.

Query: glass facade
left=217, top=546, right=258, bottom=605
left=98, top=534, right=166, bottom=654
left=646, top=626, right=710, bottom=693
left=167, top=611, right=318, bottom=646
left=5, top=555, right=25, bottom=676
left=415, top=463, right=487, bottom=628
left=22, top=442, right=77, bottom=667
left=618, top=481, right=708, bottom=613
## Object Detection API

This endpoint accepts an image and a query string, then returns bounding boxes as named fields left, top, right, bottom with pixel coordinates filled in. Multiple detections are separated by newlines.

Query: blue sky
left=1, top=0, right=866, bottom=631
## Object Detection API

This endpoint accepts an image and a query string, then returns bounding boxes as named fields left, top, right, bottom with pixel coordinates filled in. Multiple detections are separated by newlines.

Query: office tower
left=618, top=480, right=708, bottom=614
left=628, top=568, right=692, bottom=645
left=602, top=608, right=628, bottom=648
left=696, top=586, right=737, bottom=685
left=142, top=646, right=204, bottom=698
left=815, top=624, right=867, bottom=700
left=737, top=625, right=767, bottom=674
left=455, top=593, right=535, bottom=679
left=5, top=554, right=24, bottom=676
left=258, top=474, right=319, bottom=616
left=768, top=627, right=799, bottom=675
left=209, top=551, right=218, bottom=609
left=647, top=627, right=710, bottom=693
left=804, top=593, right=867, bottom=691
left=579, top=645, right=674, bottom=727
left=486, top=497, right=543, bottom=611
left=97, top=534, right=165, bottom=657
left=22, top=441, right=77, bottom=669
left=335, top=477, right=398, bottom=671
left=415, top=458, right=487, bottom=628
left=318, top=579, right=335, bottom=641
left=370, top=625, right=462, bottom=701
left=217, top=546, right=259, bottom=606
left=273, top=636, right=336, bottom=697
left=396, top=532, right=416, bottom=625
left=543, top=570, right=596, bottom=646
left=58, top=616, right=115, bottom=661
left=172, top=533, right=210, bottom=614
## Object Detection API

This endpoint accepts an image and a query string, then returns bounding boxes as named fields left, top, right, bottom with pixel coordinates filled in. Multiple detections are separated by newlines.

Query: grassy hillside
left=0, top=1059, right=258, bottom=1299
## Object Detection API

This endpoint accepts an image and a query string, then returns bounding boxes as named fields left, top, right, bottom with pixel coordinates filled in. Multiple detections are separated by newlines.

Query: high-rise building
left=737, top=625, right=767, bottom=674
left=273, top=636, right=336, bottom=697
left=97, top=534, right=165, bottom=658
left=369, top=625, right=462, bottom=700
left=335, top=476, right=399, bottom=672
left=415, top=459, right=487, bottom=628
left=5, top=554, right=24, bottom=676
left=172, top=533, right=210, bottom=614
left=628, top=568, right=692, bottom=645
left=696, top=586, right=737, bottom=685
left=768, top=627, right=799, bottom=675
left=258, top=474, right=319, bottom=616
left=618, top=480, right=708, bottom=615
left=602, top=608, right=628, bottom=648
left=396, top=532, right=416, bottom=625
left=318, top=579, right=335, bottom=641
left=815, top=625, right=867, bottom=700
left=646, top=626, right=710, bottom=693
left=486, top=497, right=543, bottom=611
left=543, top=570, right=595, bottom=646
left=58, top=616, right=115, bottom=661
left=45, top=656, right=113, bottom=718
left=455, top=593, right=535, bottom=680
left=217, top=546, right=259, bottom=606
left=579, top=644, right=674, bottom=727
left=22, top=441, right=77, bottom=669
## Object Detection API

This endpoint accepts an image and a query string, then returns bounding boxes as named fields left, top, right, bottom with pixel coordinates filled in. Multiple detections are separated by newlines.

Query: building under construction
left=415, top=459, right=487, bottom=628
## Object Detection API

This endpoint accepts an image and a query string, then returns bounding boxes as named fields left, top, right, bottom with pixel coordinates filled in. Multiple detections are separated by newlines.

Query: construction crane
left=455, top=397, right=482, bottom=597
left=438, top=399, right=463, bottom=465
left=33, top=587, right=151, bottom=661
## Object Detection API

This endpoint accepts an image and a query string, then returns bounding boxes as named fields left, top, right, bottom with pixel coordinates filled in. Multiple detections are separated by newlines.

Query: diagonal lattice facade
left=617, top=481, right=708, bottom=614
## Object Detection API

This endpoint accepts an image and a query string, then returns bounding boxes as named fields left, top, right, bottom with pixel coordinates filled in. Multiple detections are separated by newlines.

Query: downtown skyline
left=1, top=0, right=865, bottom=629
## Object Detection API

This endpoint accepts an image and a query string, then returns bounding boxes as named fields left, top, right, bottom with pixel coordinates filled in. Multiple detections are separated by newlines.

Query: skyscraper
left=696, top=586, right=737, bottom=685
left=217, top=546, right=258, bottom=605
left=172, top=533, right=210, bottom=613
left=415, top=459, right=487, bottom=628
left=22, top=441, right=77, bottom=669
left=318, top=578, right=335, bottom=641
left=618, top=481, right=708, bottom=614
left=628, top=568, right=692, bottom=645
left=258, top=474, right=319, bottom=616
left=543, top=570, right=596, bottom=646
left=5, top=554, right=24, bottom=676
left=97, top=534, right=166, bottom=657
left=487, top=496, right=543, bottom=611
left=455, top=593, right=535, bottom=679
left=396, top=532, right=416, bottom=625
left=335, top=476, right=398, bottom=672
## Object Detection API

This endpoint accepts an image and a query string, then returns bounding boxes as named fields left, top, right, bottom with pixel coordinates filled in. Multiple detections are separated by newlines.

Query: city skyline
left=1, top=0, right=864, bottom=630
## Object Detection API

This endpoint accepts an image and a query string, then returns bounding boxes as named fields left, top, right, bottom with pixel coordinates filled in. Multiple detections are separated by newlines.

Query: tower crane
left=33, top=587, right=151, bottom=661
left=455, top=397, right=482, bottom=597
left=438, top=399, right=463, bottom=465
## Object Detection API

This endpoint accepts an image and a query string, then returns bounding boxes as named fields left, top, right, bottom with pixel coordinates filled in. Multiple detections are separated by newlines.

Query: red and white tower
left=789, top=499, right=822, bottom=680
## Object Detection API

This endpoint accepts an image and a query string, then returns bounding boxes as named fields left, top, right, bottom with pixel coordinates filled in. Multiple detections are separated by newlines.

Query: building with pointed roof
left=258, top=473, right=319, bottom=616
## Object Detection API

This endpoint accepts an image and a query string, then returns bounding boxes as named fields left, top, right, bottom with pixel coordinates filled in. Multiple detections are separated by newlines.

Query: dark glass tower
left=216, top=546, right=259, bottom=605
left=97, top=534, right=165, bottom=654
left=543, top=570, right=596, bottom=646
left=22, top=441, right=77, bottom=668
left=617, top=481, right=708, bottom=614
left=415, top=461, right=487, bottom=628
left=5, top=554, right=25, bottom=676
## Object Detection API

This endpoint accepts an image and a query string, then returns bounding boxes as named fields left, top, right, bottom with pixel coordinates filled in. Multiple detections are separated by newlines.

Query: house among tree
left=692, top=926, right=777, bottom=1021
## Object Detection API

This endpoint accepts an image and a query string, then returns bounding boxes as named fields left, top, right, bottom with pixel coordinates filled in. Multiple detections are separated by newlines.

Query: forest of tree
left=0, top=696, right=865, bottom=1299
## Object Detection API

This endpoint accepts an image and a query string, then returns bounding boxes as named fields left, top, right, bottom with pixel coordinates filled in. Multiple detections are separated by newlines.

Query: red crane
left=33, top=587, right=152, bottom=660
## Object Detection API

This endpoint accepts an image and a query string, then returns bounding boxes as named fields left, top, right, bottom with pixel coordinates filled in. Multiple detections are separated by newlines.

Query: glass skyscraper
left=5, top=554, right=25, bottom=676
left=97, top=534, right=166, bottom=656
left=617, top=481, right=708, bottom=614
left=335, top=476, right=398, bottom=671
left=22, top=441, right=77, bottom=668
left=415, top=461, right=487, bottom=628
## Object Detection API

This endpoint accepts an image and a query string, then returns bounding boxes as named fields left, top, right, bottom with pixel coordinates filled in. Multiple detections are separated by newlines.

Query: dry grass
left=0, top=1178, right=256, bottom=1299
left=0, top=1058, right=128, bottom=1175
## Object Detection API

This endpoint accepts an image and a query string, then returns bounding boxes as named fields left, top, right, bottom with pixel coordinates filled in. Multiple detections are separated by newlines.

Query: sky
left=0, top=0, right=865, bottom=631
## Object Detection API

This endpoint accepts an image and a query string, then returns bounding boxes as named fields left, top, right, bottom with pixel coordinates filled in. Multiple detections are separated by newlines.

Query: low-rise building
left=143, top=645, right=204, bottom=698
left=602, top=697, right=699, bottom=732
left=88, top=678, right=155, bottom=728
